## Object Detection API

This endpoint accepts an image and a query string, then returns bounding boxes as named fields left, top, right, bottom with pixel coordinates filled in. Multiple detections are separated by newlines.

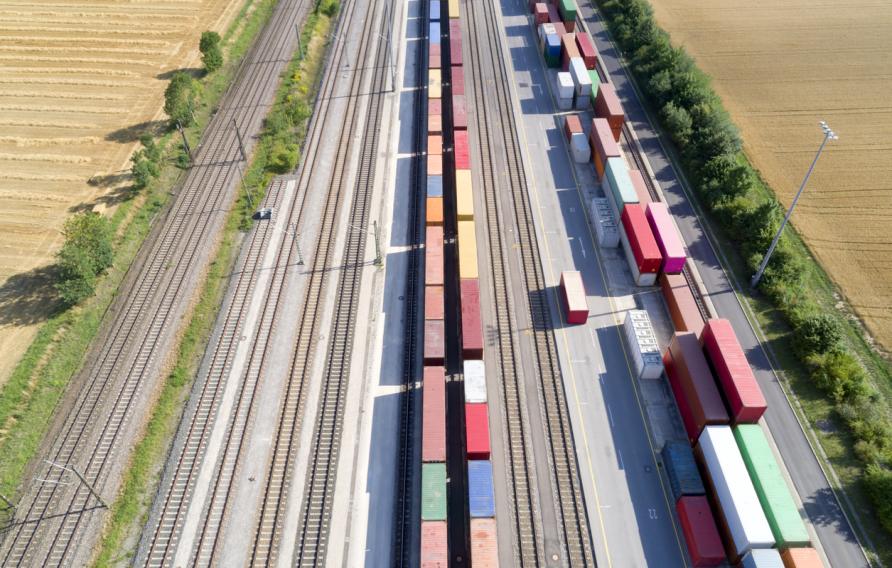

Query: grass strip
left=90, top=7, right=336, bottom=566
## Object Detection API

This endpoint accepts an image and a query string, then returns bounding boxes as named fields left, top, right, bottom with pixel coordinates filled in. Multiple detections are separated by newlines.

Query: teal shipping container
left=588, top=69, right=601, bottom=103
left=421, top=462, right=447, bottom=521
left=558, top=0, right=577, bottom=23
left=605, top=157, right=639, bottom=214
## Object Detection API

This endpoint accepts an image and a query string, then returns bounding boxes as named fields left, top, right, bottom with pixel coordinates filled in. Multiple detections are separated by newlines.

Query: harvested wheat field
left=0, top=0, right=244, bottom=385
left=646, top=0, right=892, bottom=349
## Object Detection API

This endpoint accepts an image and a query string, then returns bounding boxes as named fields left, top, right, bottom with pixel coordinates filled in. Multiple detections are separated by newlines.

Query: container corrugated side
left=575, top=31, right=598, bottom=69
left=646, top=202, right=687, bottom=274
left=666, top=332, right=728, bottom=442
left=701, top=319, right=766, bottom=423
left=660, top=273, right=704, bottom=337
left=676, top=495, right=725, bottom=567
left=697, top=426, right=775, bottom=560
left=467, top=460, right=495, bottom=518
left=466, top=403, right=491, bottom=460
left=452, top=65, right=465, bottom=96
left=623, top=310, right=663, bottom=379
left=461, top=278, right=483, bottom=359
left=425, top=285, right=444, bottom=321
left=662, top=440, right=705, bottom=502
left=470, top=519, right=498, bottom=567
left=604, top=156, right=638, bottom=214
left=456, top=169, right=474, bottom=220
left=420, top=521, right=447, bottom=568
left=590, top=118, right=620, bottom=180
left=458, top=220, right=478, bottom=279
left=741, top=549, right=784, bottom=568
left=421, top=463, right=447, bottom=521
left=422, top=366, right=446, bottom=462
left=591, top=197, right=619, bottom=248
left=621, top=204, right=662, bottom=274
left=560, top=270, right=588, bottom=324
left=426, top=226, right=444, bottom=286
left=464, top=360, right=487, bottom=403
left=734, top=425, right=810, bottom=548
left=780, top=548, right=824, bottom=568
left=424, top=320, right=445, bottom=366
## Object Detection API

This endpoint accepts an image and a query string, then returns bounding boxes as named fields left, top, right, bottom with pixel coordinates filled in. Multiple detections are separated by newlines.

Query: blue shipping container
left=467, top=460, right=495, bottom=518
left=545, top=34, right=561, bottom=58
left=661, top=441, right=705, bottom=502
left=427, top=175, right=443, bottom=198
left=740, top=549, right=783, bottom=568
left=430, top=0, right=441, bottom=21
left=430, top=22, right=441, bottom=45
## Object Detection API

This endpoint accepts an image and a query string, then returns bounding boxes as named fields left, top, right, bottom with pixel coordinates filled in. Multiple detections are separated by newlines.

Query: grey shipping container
left=662, top=440, right=705, bottom=502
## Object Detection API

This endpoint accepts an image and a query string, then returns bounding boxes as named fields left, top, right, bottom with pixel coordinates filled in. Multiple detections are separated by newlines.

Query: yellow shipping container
left=429, top=69, right=442, bottom=99
left=448, top=0, right=459, bottom=18
left=456, top=169, right=474, bottom=220
left=458, top=220, right=478, bottom=279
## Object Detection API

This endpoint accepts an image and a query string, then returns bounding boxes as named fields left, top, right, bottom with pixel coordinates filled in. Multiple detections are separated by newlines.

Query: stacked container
left=561, top=33, right=580, bottom=71
left=620, top=204, right=662, bottom=286
left=660, top=273, right=705, bottom=337
left=569, top=57, right=593, bottom=110
left=555, top=72, right=574, bottom=110
left=629, top=168, right=651, bottom=205
left=533, top=2, right=549, bottom=24
left=623, top=310, right=663, bottom=378
left=557, top=0, right=578, bottom=31
left=575, top=31, right=598, bottom=69
left=604, top=156, right=638, bottom=216
left=700, top=319, right=767, bottom=423
left=587, top=69, right=601, bottom=105
left=564, top=115, right=590, bottom=163
left=664, top=332, right=728, bottom=443
left=560, top=271, right=589, bottom=324
left=595, top=83, right=624, bottom=141
left=539, top=23, right=561, bottom=67
left=464, top=360, right=486, bottom=403
left=646, top=202, right=687, bottom=275
left=590, top=118, right=620, bottom=181
left=677, top=495, right=726, bottom=567
left=662, top=440, right=706, bottom=503
left=590, top=197, right=619, bottom=248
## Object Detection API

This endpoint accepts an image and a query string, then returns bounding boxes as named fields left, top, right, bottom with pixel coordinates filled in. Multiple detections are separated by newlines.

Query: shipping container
left=422, top=366, right=446, bottom=462
left=676, top=495, right=725, bottom=567
left=665, top=332, right=728, bottom=443
left=556, top=72, right=574, bottom=109
left=429, top=51, right=441, bottom=70
left=424, top=320, right=445, bottom=365
left=428, top=99, right=442, bottom=116
left=466, top=403, right=491, bottom=460
left=561, top=33, right=580, bottom=71
left=464, top=360, right=487, bottom=403
left=427, top=175, right=443, bottom=198
left=449, top=19, right=461, bottom=42
left=662, top=440, right=706, bottom=502
left=430, top=0, right=441, bottom=20
left=623, top=310, right=664, bottom=378
left=604, top=156, right=638, bottom=214
left=450, top=34, right=463, bottom=67
left=741, top=549, right=784, bottom=568
left=421, top=462, right=447, bottom=521
left=560, top=270, right=588, bottom=324
left=534, top=2, right=549, bottom=25
left=425, top=285, right=444, bottom=321
left=448, top=0, right=459, bottom=18
left=545, top=32, right=562, bottom=68
left=426, top=197, right=443, bottom=226
left=569, top=133, right=590, bottom=163
left=547, top=3, right=561, bottom=25
left=590, top=197, right=619, bottom=248
left=429, top=69, right=442, bottom=98
left=470, top=519, right=498, bottom=567
left=456, top=169, right=474, bottom=220
left=428, top=134, right=443, bottom=155
left=421, top=521, right=447, bottom=568
left=621, top=204, right=662, bottom=274
left=629, top=169, right=651, bottom=205
left=468, top=460, right=496, bottom=518
left=461, top=278, right=484, bottom=359
left=781, top=548, right=823, bottom=568
left=452, top=95, right=468, bottom=130
left=569, top=58, right=592, bottom=109
left=538, top=22, right=556, bottom=49
left=430, top=22, right=441, bottom=45
left=452, top=65, right=465, bottom=96
left=426, top=226, right=444, bottom=285
left=696, top=426, right=775, bottom=560
left=553, top=21, right=566, bottom=37
left=590, top=118, right=621, bottom=181
left=660, top=273, right=705, bottom=337
left=458, top=220, right=479, bottom=279
left=595, top=83, right=624, bottom=140
left=646, top=202, right=687, bottom=274
left=428, top=153, right=442, bottom=176
left=429, top=113, right=443, bottom=134
left=619, top=227, right=657, bottom=286
left=564, top=114, right=583, bottom=142
left=558, top=0, right=578, bottom=28
left=701, top=319, right=766, bottom=423
left=455, top=130, right=470, bottom=169
left=575, top=31, right=598, bottom=69
left=734, top=425, right=811, bottom=548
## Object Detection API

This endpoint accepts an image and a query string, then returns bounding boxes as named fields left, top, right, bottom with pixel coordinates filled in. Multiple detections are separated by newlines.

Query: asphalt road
left=577, top=2, right=871, bottom=566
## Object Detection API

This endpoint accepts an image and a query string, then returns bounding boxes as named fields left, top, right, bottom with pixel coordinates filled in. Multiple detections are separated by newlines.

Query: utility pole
left=294, top=24, right=303, bottom=58
left=41, top=461, right=107, bottom=509
left=751, top=121, right=837, bottom=288
left=290, top=223, right=304, bottom=265
left=176, top=120, right=193, bottom=163
left=236, top=162, right=255, bottom=210
left=373, top=220, right=382, bottom=266
left=232, top=118, right=247, bottom=161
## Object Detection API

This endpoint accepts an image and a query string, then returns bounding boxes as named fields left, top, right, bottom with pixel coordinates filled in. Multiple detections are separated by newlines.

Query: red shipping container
left=547, top=3, right=561, bottom=24
left=421, top=521, right=448, bottom=568
left=470, top=519, right=498, bottom=567
left=660, top=273, right=705, bottom=337
left=422, top=367, right=446, bottom=462
left=561, top=33, right=580, bottom=71
left=564, top=114, right=583, bottom=143
left=665, top=332, right=729, bottom=443
left=452, top=95, right=468, bottom=130
left=461, top=278, right=484, bottom=359
left=424, top=320, right=445, bottom=365
left=449, top=20, right=461, bottom=43
left=621, top=204, right=662, bottom=274
left=629, top=169, right=651, bottom=204
left=575, top=31, right=598, bottom=69
left=425, top=285, right=444, bottom=320
left=451, top=65, right=465, bottom=96
left=450, top=34, right=463, bottom=67
left=428, top=134, right=443, bottom=155
left=426, top=226, right=444, bottom=285
left=590, top=117, right=620, bottom=181
left=560, top=270, right=588, bottom=324
left=595, top=83, right=624, bottom=140
left=465, top=403, right=491, bottom=460
left=428, top=153, right=442, bottom=176
left=454, top=130, right=470, bottom=169
left=700, top=319, right=766, bottom=423
left=428, top=99, right=442, bottom=116
left=676, top=496, right=726, bottom=567
left=534, top=3, right=549, bottom=24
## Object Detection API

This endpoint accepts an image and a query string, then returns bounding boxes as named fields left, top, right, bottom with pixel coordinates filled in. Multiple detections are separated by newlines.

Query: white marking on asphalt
left=607, top=405, right=615, bottom=427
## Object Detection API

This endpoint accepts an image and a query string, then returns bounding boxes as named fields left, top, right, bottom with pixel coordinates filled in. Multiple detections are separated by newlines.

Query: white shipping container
left=623, top=310, right=664, bottom=379
left=569, top=57, right=592, bottom=97
left=556, top=72, right=574, bottom=100
left=569, top=132, right=590, bottom=163
left=556, top=96, right=573, bottom=111
left=464, top=360, right=486, bottom=403
left=698, top=426, right=775, bottom=557
left=538, top=23, right=556, bottom=49
left=590, top=198, right=619, bottom=248
left=620, top=228, right=657, bottom=286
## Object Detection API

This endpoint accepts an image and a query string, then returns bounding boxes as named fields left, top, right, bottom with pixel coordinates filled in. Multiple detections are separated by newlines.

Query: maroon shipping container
left=677, top=496, right=726, bottom=567
left=452, top=95, right=468, bottom=130
left=621, top=204, right=662, bottom=274
left=422, top=366, right=446, bottom=462
left=595, top=83, right=624, bottom=141
left=461, top=278, right=484, bottom=359
left=425, top=285, right=444, bottom=321
left=465, top=403, right=491, bottom=460
left=700, top=319, right=766, bottom=423
left=590, top=117, right=621, bottom=181
left=660, top=273, right=705, bottom=337
left=575, top=31, right=598, bottom=69
left=425, top=226, right=444, bottom=286
left=450, top=33, right=463, bottom=67
left=629, top=169, right=651, bottom=204
left=421, top=521, right=448, bottom=568
left=454, top=130, right=470, bottom=170
left=424, top=320, right=445, bottom=365
left=564, top=114, right=583, bottom=143
left=534, top=3, right=549, bottom=24
left=561, top=33, right=579, bottom=71
left=665, top=332, right=729, bottom=443
left=451, top=65, right=465, bottom=96
left=547, top=3, right=561, bottom=24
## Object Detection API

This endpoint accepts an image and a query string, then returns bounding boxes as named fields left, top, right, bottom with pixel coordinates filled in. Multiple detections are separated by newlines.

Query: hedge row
left=595, top=0, right=892, bottom=535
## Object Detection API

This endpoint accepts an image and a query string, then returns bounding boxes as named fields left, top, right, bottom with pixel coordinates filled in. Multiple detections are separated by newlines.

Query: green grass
left=90, top=8, right=336, bottom=565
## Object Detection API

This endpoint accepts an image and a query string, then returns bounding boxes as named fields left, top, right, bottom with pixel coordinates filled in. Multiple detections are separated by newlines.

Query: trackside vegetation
left=595, top=0, right=892, bottom=553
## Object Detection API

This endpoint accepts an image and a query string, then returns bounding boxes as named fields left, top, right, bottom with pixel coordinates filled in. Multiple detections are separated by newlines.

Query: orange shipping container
left=660, top=272, right=705, bottom=337
left=458, top=220, right=478, bottom=278
left=629, top=169, right=651, bottom=204
left=429, top=113, right=443, bottom=134
left=470, top=518, right=499, bottom=567
left=427, top=197, right=444, bottom=226
left=781, top=548, right=824, bottom=568
left=428, top=134, right=443, bottom=155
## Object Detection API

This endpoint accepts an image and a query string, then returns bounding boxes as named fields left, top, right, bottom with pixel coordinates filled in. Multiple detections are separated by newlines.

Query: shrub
left=56, top=246, right=98, bottom=307
left=864, top=464, right=892, bottom=533
left=808, top=351, right=870, bottom=403
left=319, top=0, right=340, bottom=17
left=794, top=313, right=843, bottom=356
left=200, top=31, right=224, bottom=73
left=54, top=212, right=113, bottom=306
left=267, top=141, right=299, bottom=174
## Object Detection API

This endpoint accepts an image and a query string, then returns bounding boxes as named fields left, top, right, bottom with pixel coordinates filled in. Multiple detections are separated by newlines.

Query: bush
left=200, top=31, right=224, bottom=73
left=131, top=136, right=161, bottom=189
left=808, top=351, right=870, bottom=403
left=267, top=141, right=299, bottom=174
left=319, top=0, right=339, bottom=17
left=864, top=465, right=892, bottom=533
left=794, top=313, right=843, bottom=356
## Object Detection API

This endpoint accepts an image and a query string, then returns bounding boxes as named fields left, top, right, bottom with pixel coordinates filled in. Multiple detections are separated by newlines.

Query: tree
left=56, top=245, right=97, bottom=306
left=131, top=135, right=161, bottom=189
left=54, top=212, right=113, bottom=306
left=661, top=101, right=693, bottom=147
left=200, top=31, right=223, bottom=73
left=164, top=72, right=197, bottom=127
left=698, top=154, right=751, bottom=206
left=864, top=465, right=892, bottom=533
left=794, top=313, right=842, bottom=356
left=808, top=350, right=869, bottom=403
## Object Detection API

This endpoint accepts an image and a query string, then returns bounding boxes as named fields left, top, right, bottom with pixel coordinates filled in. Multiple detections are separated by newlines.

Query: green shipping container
left=545, top=52, right=560, bottom=68
left=604, top=157, right=638, bottom=214
left=558, top=0, right=578, bottom=22
left=733, top=425, right=811, bottom=548
left=422, top=463, right=448, bottom=521
left=588, top=70, right=601, bottom=104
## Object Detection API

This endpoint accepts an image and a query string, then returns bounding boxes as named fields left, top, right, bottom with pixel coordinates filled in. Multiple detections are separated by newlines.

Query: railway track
left=0, top=1, right=308, bottom=565
left=465, top=0, right=595, bottom=565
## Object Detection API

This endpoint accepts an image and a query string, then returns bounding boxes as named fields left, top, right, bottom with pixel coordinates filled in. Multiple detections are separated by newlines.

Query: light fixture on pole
left=750, top=121, right=837, bottom=288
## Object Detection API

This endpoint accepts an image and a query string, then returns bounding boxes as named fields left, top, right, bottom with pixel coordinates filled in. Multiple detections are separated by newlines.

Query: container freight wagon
left=700, top=319, right=767, bottom=423
left=620, top=204, right=662, bottom=286
left=646, top=202, right=687, bottom=274
left=429, top=43, right=441, bottom=69
left=455, top=130, right=470, bottom=169
left=464, top=360, right=487, bottom=403
left=452, top=95, right=468, bottom=130
left=428, top=175, right=443, bottom=198
left=452, top=65, right=465, bottom=96
left=428, top=100, right=443, bottom=134
left=660, top=273, right=705, bottom=337
left=422, top=366, right=446, bottom=462
left=696, top=426, right=775, bottom=562
left=466, top=403, right=491, bottom=460
left=449, top=21, right=463, bottom=66
left=467, top=460, right=496, bottom=518
left=590, top=118, right=620, bottom=181
left=430, top=0, right=441, bottom=20
left=560, top=270, right=588, bottom=324
left=448, top=0, right=459, bottom=18
left=734, top=425, right=811, bottom=548
left=456, top=170, right=474, bottom=220
left=421, top=521, right=447, bottom=567
left=590, top=197, right=619, bottom=248
left=676, top=495, right=726, bottom=567
left=623, top=310, right=663, bottom=379
left=461, top=279, right=484, bottom=359
left=424, top=320, right=445, bottom=365
left=662, top=440, right=706, bottom=502
left=665, top=332, right=728, bottom=443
